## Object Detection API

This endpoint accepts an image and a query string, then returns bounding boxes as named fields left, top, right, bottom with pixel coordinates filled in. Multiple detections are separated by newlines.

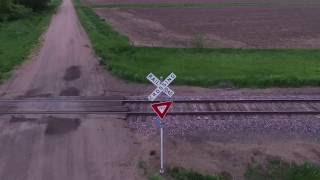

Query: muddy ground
left=95, top=5, right=320, bottom=49
left=0, top=0, right=320, bottom=179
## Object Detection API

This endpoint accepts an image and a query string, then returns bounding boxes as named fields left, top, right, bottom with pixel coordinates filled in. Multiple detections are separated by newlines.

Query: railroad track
left=0, top=97, right=320, bottom=116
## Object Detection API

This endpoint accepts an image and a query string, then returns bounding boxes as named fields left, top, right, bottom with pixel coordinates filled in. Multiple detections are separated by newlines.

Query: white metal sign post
left=160, top=124, right=164, bottom=174
left=147, top=72, right=176, bottom=174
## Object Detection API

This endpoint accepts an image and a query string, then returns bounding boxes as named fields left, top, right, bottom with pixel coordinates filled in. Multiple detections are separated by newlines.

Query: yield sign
left=151, top=101, right=173, bottom=119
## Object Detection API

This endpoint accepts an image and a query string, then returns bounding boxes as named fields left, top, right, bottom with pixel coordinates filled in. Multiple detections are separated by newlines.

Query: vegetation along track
left=1, top=97, right=320, bottom=116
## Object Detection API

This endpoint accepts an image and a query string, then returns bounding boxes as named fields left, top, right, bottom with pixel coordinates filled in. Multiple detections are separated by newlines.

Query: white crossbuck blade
left=147, top=73, right=176, bottom=101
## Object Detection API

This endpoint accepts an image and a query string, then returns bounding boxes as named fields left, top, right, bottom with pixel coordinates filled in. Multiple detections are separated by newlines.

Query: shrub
left=193, top=34, right=206, bottom=49
left=0, top=0, right=32, bottom=21
left=16, top=0, right=51, bottom=10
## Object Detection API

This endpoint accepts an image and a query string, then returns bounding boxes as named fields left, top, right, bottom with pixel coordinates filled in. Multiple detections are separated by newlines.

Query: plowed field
left=95, top=4, right=320, bottom=48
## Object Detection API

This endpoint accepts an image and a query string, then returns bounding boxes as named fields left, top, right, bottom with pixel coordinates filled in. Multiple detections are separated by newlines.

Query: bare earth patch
left=95, top=5, right=320, bottom=48
left=137, top=136, right=320, bottom=179
left=84, top=0, right=320, bottom=5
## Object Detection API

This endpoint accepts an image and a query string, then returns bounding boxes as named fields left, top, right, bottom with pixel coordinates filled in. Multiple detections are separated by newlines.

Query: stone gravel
left=127, top=95, right=320, bottom=143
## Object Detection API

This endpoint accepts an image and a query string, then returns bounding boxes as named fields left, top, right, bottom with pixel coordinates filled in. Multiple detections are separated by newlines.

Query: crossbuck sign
left=147, top=73, right=176, bottom=101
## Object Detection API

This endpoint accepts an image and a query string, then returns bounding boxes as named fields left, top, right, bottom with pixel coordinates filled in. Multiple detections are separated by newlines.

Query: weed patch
left=245, top=160, right=320, bottom=180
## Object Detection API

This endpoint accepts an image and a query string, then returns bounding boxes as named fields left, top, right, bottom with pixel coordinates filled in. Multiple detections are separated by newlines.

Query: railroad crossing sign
left=151, top=101, right=173, bottom=119
left=147, top=73, right=176, bottom=101
left=146, top=72, right=176, bottom=174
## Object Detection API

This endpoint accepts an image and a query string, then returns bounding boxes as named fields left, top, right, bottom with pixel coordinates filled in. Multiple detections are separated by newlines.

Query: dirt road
left=0, top=0, right=146, bottom=179
left=0, top=0, right=146, bottom=98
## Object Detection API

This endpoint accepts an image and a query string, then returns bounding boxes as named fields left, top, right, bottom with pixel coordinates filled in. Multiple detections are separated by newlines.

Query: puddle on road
left=9, top=116, right=38, bottom=123
left=63, top=65, right=81, bottom=81
left=8, top=116, right=81, bottom=135
left=21, top=88, right=52, bottom=98
left=45, top=116, right=81, bottom=136
left=59, top=87, right=80, bottom=96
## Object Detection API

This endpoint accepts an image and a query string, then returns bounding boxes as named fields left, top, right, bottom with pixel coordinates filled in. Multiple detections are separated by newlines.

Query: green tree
left=0, top=0, right=32, bottom=21
left=16, top=0, right=51, bottom=10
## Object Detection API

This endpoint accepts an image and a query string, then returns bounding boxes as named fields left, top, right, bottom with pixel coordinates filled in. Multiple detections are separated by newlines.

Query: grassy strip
left=76, top=0, right=320, bottom=88
left=0, top=0, right=60, bottom=83
left=245, top=161, right=320, bottom=180
left=149, top=167, right=221, bottom=180
left=168, top=167, right=220, bottom=180
left=149, top=162, right=320, bottom=180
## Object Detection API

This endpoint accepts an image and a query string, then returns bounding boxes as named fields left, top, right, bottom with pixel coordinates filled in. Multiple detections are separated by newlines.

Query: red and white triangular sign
left=151, top=101, right=173, bottom=119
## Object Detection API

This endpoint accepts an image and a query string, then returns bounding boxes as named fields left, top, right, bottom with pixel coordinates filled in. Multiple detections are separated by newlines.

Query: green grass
left=148, top=167, right=220, bottom=180
left=148, top=162, right=320, bottom=180
left=245, top=160, right=320, bottom=180
left=168, top=167, right=220, bottom=180
left=0, top=0, right=60, bottom=83
left=76, top=0, right=320, bottom=88
left=149, top=173, right=164, bottom=180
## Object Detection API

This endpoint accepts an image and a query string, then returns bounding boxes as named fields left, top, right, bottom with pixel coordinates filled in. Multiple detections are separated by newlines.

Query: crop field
left=84, top=0, right=319, bottom=5
left=84, top=0, right=263, bottom=5
left=87, top=0, right=320, bottom=49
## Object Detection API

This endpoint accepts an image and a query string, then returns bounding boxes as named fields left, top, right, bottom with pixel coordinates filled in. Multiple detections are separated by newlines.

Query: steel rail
left=1, top=110, right=320, bottom=115
left=1, top=99, right=320, bottom=103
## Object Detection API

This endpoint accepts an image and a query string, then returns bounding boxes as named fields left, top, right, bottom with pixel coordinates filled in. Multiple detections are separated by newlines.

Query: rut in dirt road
left=0, top=0, right=147, bottom=179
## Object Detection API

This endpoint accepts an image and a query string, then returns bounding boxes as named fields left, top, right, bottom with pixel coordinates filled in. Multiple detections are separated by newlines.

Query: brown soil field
left=84, top=0, right=252, bottom=5
left=96, top=6, right=320, bottom=48
left=85, top=0, right=319, bottom=5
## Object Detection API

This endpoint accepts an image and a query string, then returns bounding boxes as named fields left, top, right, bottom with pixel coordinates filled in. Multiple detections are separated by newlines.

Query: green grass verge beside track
left=148, top=162, right=320, bottom=180
left=76, top=0, right=320, bottom=88
left=245, top=161, right=320, bottom=180
left=0, top=0, right=60, bottom=83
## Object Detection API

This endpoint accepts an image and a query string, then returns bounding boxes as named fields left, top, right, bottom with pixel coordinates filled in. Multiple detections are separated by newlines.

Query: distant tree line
left=0, top=0, right=51, bottom=21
